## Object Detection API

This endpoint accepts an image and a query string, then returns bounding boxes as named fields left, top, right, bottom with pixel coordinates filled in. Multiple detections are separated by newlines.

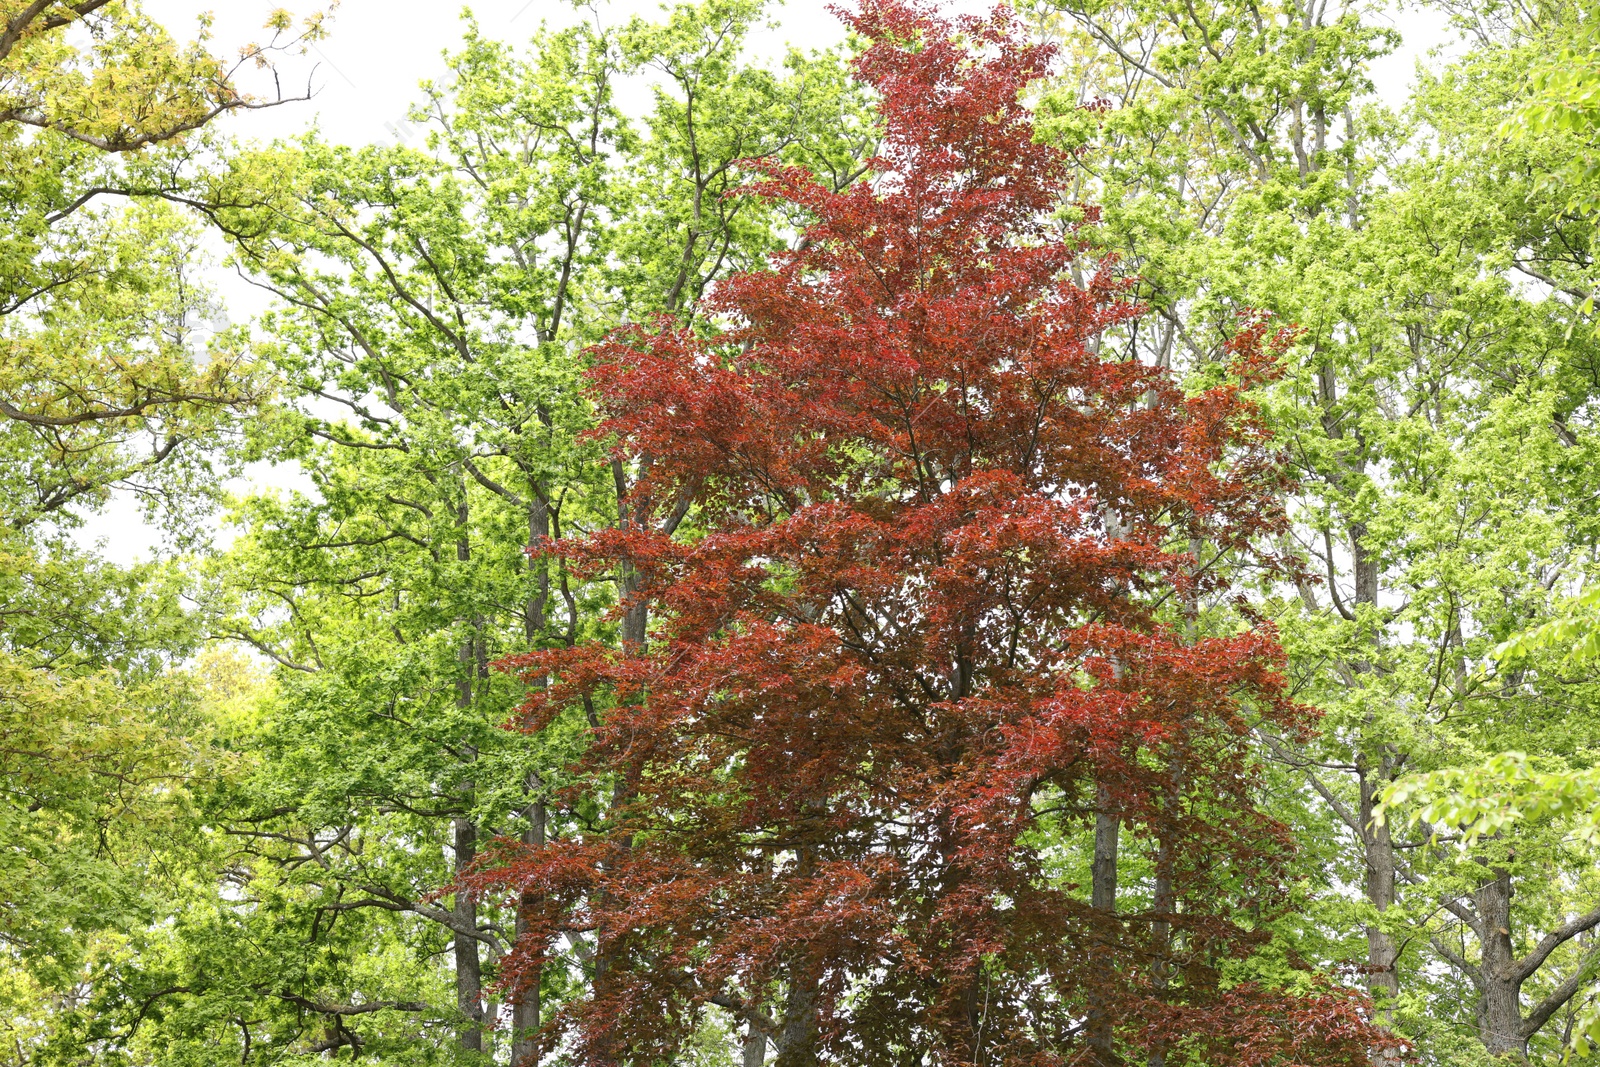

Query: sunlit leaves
left=472, top=4, right=1387, bottom=1063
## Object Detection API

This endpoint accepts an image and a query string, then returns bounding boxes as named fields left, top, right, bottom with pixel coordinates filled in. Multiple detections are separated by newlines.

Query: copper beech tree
left=473, top=2, right=1398, bottom=1064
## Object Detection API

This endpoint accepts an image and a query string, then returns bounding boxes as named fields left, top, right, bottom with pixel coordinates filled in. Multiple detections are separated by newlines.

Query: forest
left=1, top=0, right=1597, bottom=1064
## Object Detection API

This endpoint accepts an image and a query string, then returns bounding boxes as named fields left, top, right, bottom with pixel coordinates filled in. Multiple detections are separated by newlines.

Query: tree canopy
left=2, top=0, right=1599, bottom=1065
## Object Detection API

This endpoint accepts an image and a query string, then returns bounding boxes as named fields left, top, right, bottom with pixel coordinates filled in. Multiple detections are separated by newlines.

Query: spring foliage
left=5, top=0, right=1600, bottom=1064
left=474, top=5, right=1392, bottom=1064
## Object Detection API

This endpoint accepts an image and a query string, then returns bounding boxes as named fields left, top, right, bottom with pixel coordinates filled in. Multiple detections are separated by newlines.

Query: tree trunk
left=774, top=955, right=822, bottom=1067
left=454, top=814, right=484, bottom=1054
left=512, top=494, right=552, bottom=1066
left=1350, top=520, right=1379, bottom=609
left=1091, top=807, right=1119, bottom=913
left=452, top=488, right=484, bottom=1054
left=743, top=1026, right=768, bottom=1067
left=1357, top=767, right=1400, bottom=1015
left=1088, top=791, right=1120, bottom=1067
left=613, top=458, right=648, bottom=650
left=511, top=788, right=545, bottom=1065
left=1148, top=835, right=1173, bottom=1067
left=1475, top=868, right=1526, bottom=1060
left=774, top=833, right=823, bottom=1067
left=1347, top=512, right=1406, bottom=1048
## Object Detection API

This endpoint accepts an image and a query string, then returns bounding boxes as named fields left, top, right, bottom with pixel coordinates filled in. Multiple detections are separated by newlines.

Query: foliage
left=1024, top=0, right=1600, bottom=1059
left=1506, top=9, right=1600, bottom=219
left=0, top=1, right=328, bottom=509
left=1382, top=751, right=1600, bottom=850
left=3, top=0, right=1597, bottom=1063
left=0, top=4, right=334, bottom=1064
left=1492, top=586, right=1600, bottom=671
left=1381, top=582, right=1600, bottom=1059
left=60, top=3, right=880, bottom=1062
left=468, top=4, right=1395, bottom=1064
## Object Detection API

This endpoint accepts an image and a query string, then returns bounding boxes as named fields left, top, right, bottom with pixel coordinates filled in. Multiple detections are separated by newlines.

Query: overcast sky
left=141, top=0, right=1449, bottom=149
left=83, top=0, right=1454, bottom=564
left=142, top=0, right=854, bottom=150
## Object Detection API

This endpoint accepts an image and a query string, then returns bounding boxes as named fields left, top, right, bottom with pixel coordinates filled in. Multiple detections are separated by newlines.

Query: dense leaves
left=471, top=5, right=1390, bottom=1064
left=5, top=0, right=1600, bottom=1064
left=0, top=4, right=330, bottom=1057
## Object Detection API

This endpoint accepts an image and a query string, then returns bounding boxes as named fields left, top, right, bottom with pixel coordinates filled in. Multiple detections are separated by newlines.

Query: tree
left=1381, top=584, right=1600, bottom=1057
left=473, top=4, right=1394, bottom=1065
left=1510, top=7, right=1599, bottom=220
left=0, top=1, right=327, bottom=515
left=0, top=3, right=329, bottom=1052
left=1026, top=0, right=1600, bottom=1057
left=83, top=5, right=875, bottom=1063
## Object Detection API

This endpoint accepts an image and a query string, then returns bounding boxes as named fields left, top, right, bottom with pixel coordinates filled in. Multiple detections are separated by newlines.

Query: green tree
left=1510, top=7, right=1599, bottom=219
left=0, top=1, right=327, bottom=508
left=1030, top=0, right=1600, bottom=1059
left=1383, top=583, right=1600, bottom=1057
left=76, top=6, right=873, bottom=1063
left=0, top=4, right=331, bottom=1062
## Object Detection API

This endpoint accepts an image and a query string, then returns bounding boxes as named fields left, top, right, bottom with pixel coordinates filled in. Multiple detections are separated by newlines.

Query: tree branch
left=1523, top=940, right=1600, bottom=1040
left=1516, top=902, right=1600, bottom=984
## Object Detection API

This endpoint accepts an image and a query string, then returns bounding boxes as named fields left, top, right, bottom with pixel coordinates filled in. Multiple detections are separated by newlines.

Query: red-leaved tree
left=473, top=4, right=1401, bottom=1065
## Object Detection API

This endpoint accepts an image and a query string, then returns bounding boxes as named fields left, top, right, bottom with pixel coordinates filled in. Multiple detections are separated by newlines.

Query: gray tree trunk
left=1148, top=834, right=1173, bottom=1067
left=1475, top=869, right=1526, bottom=1060
left=1357, top=766, right=1400, bottom=1015
left=453, top=490, right=484, bottom=1054
left=454, top=814, right=483, bottom=1054
left=512, top=495, right=552, bottom=1066
left=742, top=1026, right=768, bottom=1067
left=511, top=791, right=545, bottom=1065
left=1088, top=791, right=1120, bottom=1066
left=773, top=957, right=821, bottom=1067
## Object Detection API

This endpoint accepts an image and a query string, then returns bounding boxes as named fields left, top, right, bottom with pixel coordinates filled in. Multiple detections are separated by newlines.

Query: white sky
left=142, top=0, right=1448, bottom=150
left=140, top=0, right=857, bottom=148
left=80, top=0, right=1453, bottom=563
